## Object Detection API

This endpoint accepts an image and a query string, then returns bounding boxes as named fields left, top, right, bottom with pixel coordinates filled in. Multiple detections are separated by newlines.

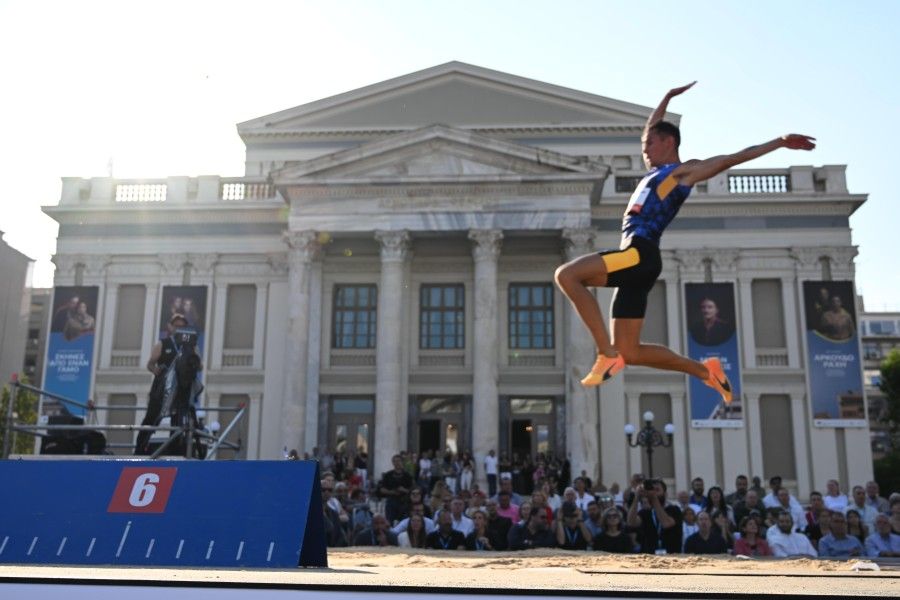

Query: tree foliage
left=0, top=378, right=39, bottom=456
left=879, top=348, right=900, bottom=438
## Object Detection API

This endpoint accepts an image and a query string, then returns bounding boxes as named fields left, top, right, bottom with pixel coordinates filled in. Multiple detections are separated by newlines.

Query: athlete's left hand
left=781, top=134, right=816, bottom=150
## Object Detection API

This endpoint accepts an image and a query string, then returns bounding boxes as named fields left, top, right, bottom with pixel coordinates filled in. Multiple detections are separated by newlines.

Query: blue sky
left=1, top=0, right=897, bottom=309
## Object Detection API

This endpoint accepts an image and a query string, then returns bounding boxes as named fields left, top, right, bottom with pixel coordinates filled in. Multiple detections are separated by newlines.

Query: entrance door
left=329, top=398, right=373, bottom=455
left=511, top=419, right=533, bottom=458
left=419, top=419, right=441, bottom=454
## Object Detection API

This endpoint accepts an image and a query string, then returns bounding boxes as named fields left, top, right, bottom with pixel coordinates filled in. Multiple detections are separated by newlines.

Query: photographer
left=135, top=313, right=202, bottom=454
left=626, top=478, right=682, bottom=554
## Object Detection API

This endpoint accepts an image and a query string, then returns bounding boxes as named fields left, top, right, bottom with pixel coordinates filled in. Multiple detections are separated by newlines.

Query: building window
left=332, top=285, right=377, bottom=349
left=509, top=283, right=554, bottom=349
left=419, top=284, right=464, bottom=349
left=223, top=285, right=257, bottom=350
left=870, top=320, right=897, bottom=335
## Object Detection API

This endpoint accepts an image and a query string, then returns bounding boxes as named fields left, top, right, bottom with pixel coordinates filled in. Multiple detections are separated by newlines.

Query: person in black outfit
left=626, top=479, right=683, bottom=554
left=484, top=499, right=512, bottom=551
left=508, top=506, right=557, bottom=550
left=426, top=510, right=466, bottom=550
left=378, top=454, right=414, bottom=524
left=555, top=501, right=593, bottom=550
left=352, top=513, right=398, bottom=547
left=684, top=511, right=729, bottom=554
left=135, top=314, right=194, bottom=454
left=593, top=508, right=634, bottom=553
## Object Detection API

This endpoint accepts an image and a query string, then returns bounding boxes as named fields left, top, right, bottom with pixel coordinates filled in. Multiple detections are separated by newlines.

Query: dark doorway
left=419, top=419, right=441, bottom=454
left=511, top=419, right=532, bottom=458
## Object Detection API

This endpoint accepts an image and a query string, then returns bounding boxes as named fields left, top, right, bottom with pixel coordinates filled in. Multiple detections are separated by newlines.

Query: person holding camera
left=626, top=479, right=683, bottom=554
left=135, top=313, right=201, bottom=454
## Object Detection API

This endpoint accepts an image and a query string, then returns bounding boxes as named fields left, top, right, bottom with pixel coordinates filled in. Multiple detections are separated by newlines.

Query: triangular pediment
left=272, top=125, right=607, bottom=181
left=240, top=62, right=666, bottom=136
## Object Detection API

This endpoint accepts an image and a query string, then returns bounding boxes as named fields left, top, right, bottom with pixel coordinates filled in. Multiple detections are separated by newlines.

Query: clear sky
left=1, top=0, right=897, bottom=309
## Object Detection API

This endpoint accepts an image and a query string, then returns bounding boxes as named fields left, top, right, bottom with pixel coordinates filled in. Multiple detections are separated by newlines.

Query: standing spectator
left=398, top=513, right=428, bottom=549
left=426, top=511, right=466, bottom=550
left=498, top=452, right=512, bottom=481
left=866, top=514, right=900, bottom=557
left=555, top=501, right=592, bottom=550
left=353, top=514, right=398, bottom=547
left=378, top=454, right=414, bottom=524
left=484, top=449, right=499, bottom=497
left=681, top=507, right=699, bottom=551
left=768, top=511, right=817, bottom=558
left=823, top=479, right=849, bottom=512
left=495, top=490, right=520, bottom=522
left=459, top=452, right=475, bottom=492
left=354, top=447, right=368, bottom=489
left=733, top=516, right=772, bottom=557
left=688, top=477, right=707, bottom=513
left=818, top=511, right=863, bottom=558
left=465, top=510, right=497, bottom=551
left=418, top=450, right=433, bottom=491
left=508, top=506, right=556, bottom=550
left=627, top=479, right=682, bottom=555
left=865, top=481, right=890, bottom=515
left=592, top=508, right=633, bottom=553
left=845, top=485, right=879, bottom=531
left=733, top=490, right=765, bottom=526
left=845, top=509, right=869, bottom=545
left=440, top=452, right=459, bottom=494
left=725, top=475, right=749, bottom=506
left=706, top=487, right=734, bottom=524
left=484, top=499, right=512, bottom=551
left=684, top=511, right=729, bottom=554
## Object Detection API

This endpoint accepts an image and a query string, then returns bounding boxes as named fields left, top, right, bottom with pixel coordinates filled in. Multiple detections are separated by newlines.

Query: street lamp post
left=624, top=411, right=674, bottom=479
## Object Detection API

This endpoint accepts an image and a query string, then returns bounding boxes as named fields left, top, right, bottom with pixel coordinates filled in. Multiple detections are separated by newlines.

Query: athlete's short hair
left=650, top=120, right=681, bottom=148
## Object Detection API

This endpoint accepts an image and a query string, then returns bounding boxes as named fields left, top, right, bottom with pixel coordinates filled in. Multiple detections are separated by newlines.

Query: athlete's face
left=643, top=131, right=676, bottom=167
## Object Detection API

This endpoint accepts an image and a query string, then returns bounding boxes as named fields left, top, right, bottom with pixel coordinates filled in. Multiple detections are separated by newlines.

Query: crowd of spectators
left=302, top=447, right=900, bottom=558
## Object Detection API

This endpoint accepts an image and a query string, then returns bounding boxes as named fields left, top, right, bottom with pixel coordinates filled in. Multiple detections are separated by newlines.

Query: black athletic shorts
left=597, top=236, right=662, bottom=319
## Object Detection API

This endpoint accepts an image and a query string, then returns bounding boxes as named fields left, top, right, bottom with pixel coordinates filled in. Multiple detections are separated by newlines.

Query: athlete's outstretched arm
left=674, top=134, right=816, bottom=187
left=642, top=82, right=696, bottom=166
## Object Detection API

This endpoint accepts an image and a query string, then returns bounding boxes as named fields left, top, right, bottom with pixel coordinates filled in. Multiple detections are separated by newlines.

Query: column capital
left=561, top=228, right=596, bottom=260
left=375, top=229, right=411, bottom=262
left=283, top=230, right=322, bottom=263
left=187, top=253, right=219, bottom=274
left=469, top=229, right=503, bottom=262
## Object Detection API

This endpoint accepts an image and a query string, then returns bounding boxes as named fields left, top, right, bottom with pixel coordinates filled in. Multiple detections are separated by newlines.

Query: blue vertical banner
left=44, top=286, right=99, bottom=416
left=686, top=282, right=743, bottom=428
left=158, top=286, right=207, bottom=353
left=802, top=281, right=866, bottom=427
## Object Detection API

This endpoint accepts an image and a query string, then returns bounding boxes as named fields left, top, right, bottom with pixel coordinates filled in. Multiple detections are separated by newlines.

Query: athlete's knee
left=554, top=264, right=575, bottom=289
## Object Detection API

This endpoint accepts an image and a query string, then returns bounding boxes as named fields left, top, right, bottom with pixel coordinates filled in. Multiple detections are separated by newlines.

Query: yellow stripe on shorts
left=602, top=247, right=640, bottom=273
left=656, top=174, right=678, bottom=200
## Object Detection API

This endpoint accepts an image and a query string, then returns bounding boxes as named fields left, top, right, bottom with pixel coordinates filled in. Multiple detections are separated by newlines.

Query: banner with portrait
left=44, top=286, right=99, bottom=416
left=685, top=282, right=743, bottom=428
left=802, top=281, right=865, bottom=427
left=158, top=286, right=208, bottom=355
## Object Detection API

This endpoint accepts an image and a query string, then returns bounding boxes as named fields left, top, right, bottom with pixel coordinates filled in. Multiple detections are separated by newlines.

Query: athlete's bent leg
left=554, top=254, right=616, bottom=357
left=611, top=318, right=708, bottom=379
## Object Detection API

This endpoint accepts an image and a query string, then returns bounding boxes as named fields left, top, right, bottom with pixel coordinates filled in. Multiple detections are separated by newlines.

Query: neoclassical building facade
left=46, top=62, right=872, bottom=497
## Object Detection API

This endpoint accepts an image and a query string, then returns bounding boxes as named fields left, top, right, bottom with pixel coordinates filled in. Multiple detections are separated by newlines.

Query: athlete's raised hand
left=781, top=134, right=816, bottom=151
left=666, top=81, right=697, bottom=98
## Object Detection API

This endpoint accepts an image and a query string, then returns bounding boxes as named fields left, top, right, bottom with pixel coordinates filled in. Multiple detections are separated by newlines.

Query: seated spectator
left=823, top=479, right=849, bottom=512
left=891, top=499, right=900, bottom=535
left=378, top=455, right=415, bottom=524
left=426, top=510, right=466, bottom=550
left=627, top=479, right=682, bottom=555
left=676, top=490, right=691, bottom=512
left=391, top=502, right=437, bottom=537
left=688, top=477, right=707, bottom=514
left=555, top=501, right=592, bottom=550
left=684, top=511, right=729, bottom=555
left=465, top=510, right=498, bottom=551
left=448, top=498, right=475, bottom=537
left=772, top=487, right=806, bottom=532
left=408, top=488, right=431, bottom=518
left=711, top=509, right=735, bottom=550
left=845, top=485, right=879, bottom=532
left=706, top=486, right=734, bottom=525
left=768, top=511, right=817, bottom=558
left=806, top=508, right=832, bottom=551
left=495, top=490, right=520, bottom=522
left=866, top=513, right=900, bottom=558
left=733, top=489, right=765, bottom=526
left=353, top=514, right=399, bottom=547
left=465, top=490, right=486, bottom=518
left=508, top=506, right=557, bottom=550
left=845, top=508, right=869, bottom=545
left=865, top=481, right=890, bottom=515
left=818, top=511, right=863, bottom=558
left=593, top=508, right=633, bottom=553
left=398, top=513, right=428, bottom=548
left=733, top=516, right=772, bottom=557
left=573, top=477, right=593, bottom=512
left=762, top=476, right=802, bottom=516
left=584, top=500, right=604, bottom=538
left=804, top=491, right=825, bottom=531
left=517, top=501, right=533, bottom=525
left=725, top=475, right=749, bottom=506
left=681, top=507, right=699, bottom=551
left=531, top=490, right=554, bottom=524
left=492, top=474, right=523, bottom=505
left=543, top=481, right=563, bottom=513
left=484, top=498, right=512, bottom=551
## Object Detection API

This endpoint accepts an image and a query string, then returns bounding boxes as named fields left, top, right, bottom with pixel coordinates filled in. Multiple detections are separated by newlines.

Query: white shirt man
left=845, top=485, right=880, bottom=531
left=484, top=452, right=498, bottom=477
left=768, top=512, right=817, bottom=558
left=449, top=499, right=475, bottom=537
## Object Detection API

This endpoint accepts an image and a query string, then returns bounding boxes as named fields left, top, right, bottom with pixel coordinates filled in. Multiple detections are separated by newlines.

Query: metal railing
left=2, top=378, right=245, bottom=460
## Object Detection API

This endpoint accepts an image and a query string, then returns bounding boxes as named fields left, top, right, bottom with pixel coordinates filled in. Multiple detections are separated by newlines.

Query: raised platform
left=2, top=549, right=899, bottom=599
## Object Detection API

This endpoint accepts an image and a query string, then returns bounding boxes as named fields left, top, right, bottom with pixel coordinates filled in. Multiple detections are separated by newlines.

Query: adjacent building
left=861, top=309, right=900, bottom=459
left=45, top=62, right=873, bottom=497
left=0, top=234, right=32, bottom=387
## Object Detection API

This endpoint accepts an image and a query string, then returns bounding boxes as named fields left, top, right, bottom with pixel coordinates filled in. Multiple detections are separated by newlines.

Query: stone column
left=562, top=228, right=599, bottom=481
left=280, top=230, right=320, bottom=455
left=469, top=229, right=503, bottom=490
left=374, top=230, right=411, bottom=477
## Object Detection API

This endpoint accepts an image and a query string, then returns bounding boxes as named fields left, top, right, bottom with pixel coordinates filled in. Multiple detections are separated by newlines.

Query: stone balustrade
left=608, top=165, right=848, bottom=196
left=58, top=176, right=280, bottom=206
